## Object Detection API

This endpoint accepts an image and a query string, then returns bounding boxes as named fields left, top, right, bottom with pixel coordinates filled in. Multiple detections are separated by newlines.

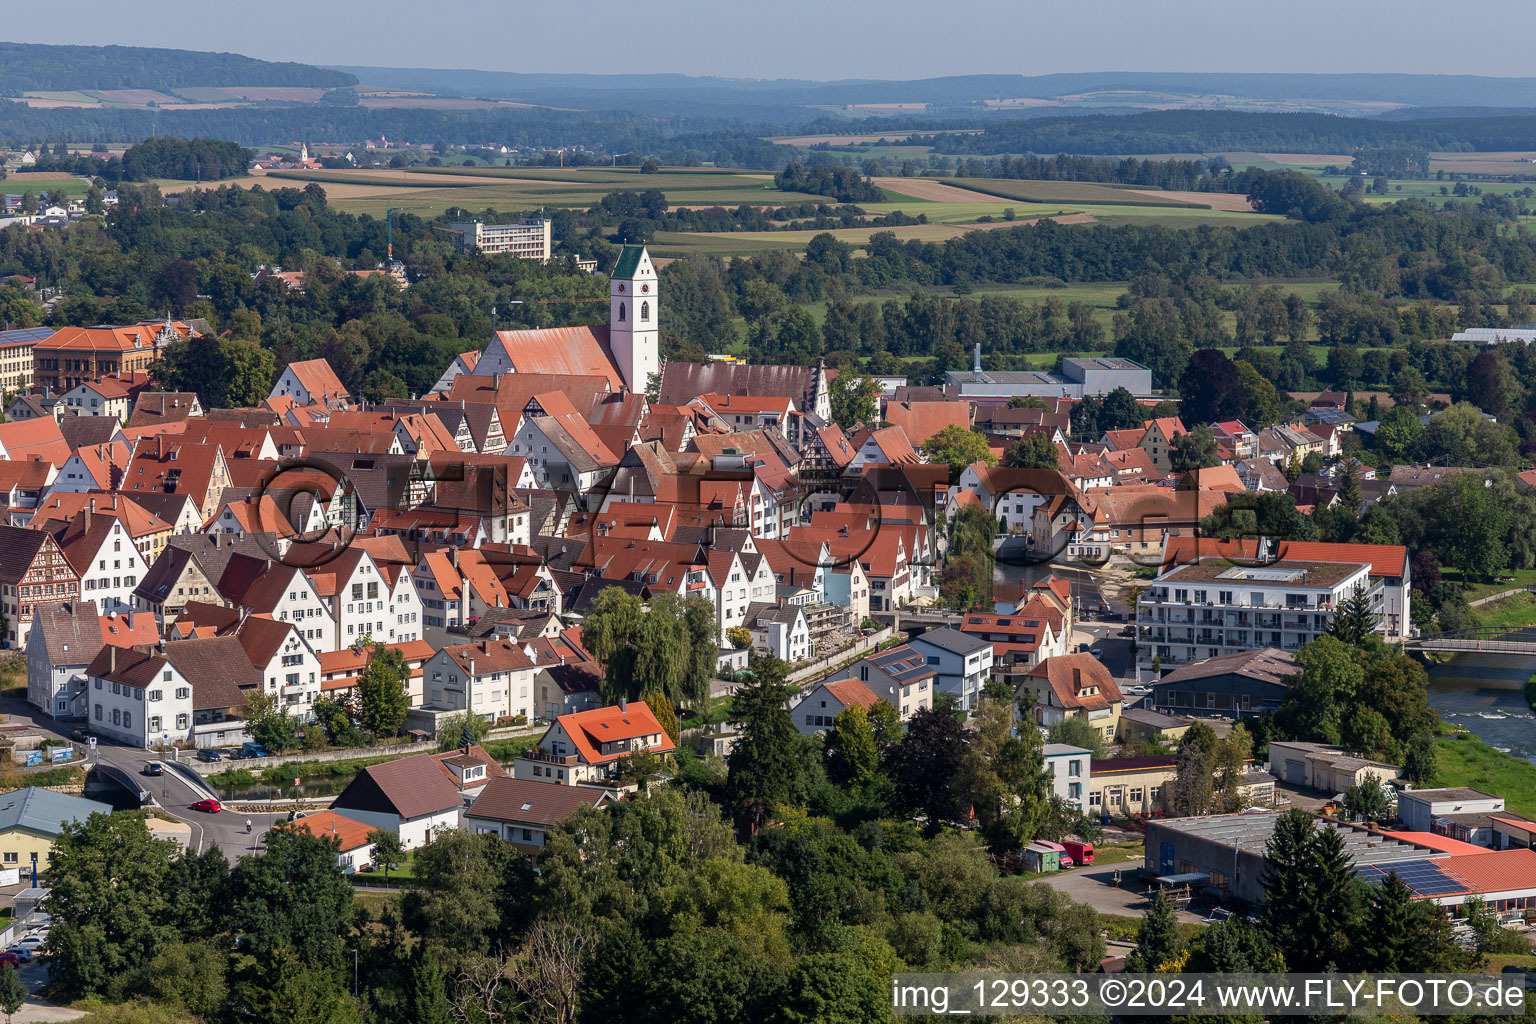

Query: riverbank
left=1433, top=727, right=1536, bottom=817
left=1471, top=591, right=1536, bottom=629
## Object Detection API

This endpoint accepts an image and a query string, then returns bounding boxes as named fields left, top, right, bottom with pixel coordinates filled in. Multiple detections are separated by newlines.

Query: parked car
left=197, top=749, right=222, bottom=763
left=14, top=934, right=45, bottom=951
left=1120, top=625, right=1136, bottom=637
left=1089, top=648, right=1104, bottom=659
left=0, top=952, right=22, bottom=967
left=69, top=728, right=91, bottom=742
left=191, top=798, right=223, bottom=814
left=2, top=947, right=31, bottom=962
left=143, top=761, right=164, bottom=776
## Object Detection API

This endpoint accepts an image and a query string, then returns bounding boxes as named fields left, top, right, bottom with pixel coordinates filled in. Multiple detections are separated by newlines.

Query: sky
left=7, top=0, right=1532, bottom=80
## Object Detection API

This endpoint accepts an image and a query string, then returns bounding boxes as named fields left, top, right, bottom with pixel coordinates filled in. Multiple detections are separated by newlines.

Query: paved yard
left=1034, top=863, right=1207, bottom=924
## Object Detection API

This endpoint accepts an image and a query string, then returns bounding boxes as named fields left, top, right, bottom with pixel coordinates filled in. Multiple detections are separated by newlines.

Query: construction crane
left=386, top=206, right=426, bottom=261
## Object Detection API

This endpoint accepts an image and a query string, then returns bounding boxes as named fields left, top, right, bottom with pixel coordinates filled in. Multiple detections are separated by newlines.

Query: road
left=88, top=743, right=285, bottom=861
left=0, top=692, right=284, bottom=862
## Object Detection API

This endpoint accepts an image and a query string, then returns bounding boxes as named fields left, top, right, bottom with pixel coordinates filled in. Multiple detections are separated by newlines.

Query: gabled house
left=1021, top=653, right=1123, bottom=743
left=790, top=678, right=884, bottom=735
left=742, top=602, right=810, bottom=663
left=464, top=777, right=610, bottom=852
left=513, top=699, right=676, bottom=790
left=270, top=358, right=349, bottom=409
left=237, top=614, right=322, bottom=721
left=26, top=601, right=155, bottom=719
left=330, top=751, right=471, bottom=849
left=825, top=643, right=935, bottom=720
left=421, top=637, right=539, bottom=724
left=132, top=546, right=224, bottom=627
left=0, top=526, right=80, bottom=650
left=908, top=627, right=994, bottom=710
left=217, top=552, right=337, bottom=652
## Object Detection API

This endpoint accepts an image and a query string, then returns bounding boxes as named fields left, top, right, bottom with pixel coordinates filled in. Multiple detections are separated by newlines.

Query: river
left=1426, top=652, right=1536, bottom=763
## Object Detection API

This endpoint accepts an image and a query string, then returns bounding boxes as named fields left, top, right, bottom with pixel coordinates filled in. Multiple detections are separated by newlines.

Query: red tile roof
left=489, top=326, right=621, bottom=390
left=554, top=701, right=676, bottom=765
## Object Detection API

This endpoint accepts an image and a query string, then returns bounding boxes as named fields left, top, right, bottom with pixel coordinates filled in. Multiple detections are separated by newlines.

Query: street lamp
left=492, top=300, right=522, bottom=332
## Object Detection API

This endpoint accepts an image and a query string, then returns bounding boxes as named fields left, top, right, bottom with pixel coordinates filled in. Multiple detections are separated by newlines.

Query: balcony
left=519, top=749, right=581, bottom=766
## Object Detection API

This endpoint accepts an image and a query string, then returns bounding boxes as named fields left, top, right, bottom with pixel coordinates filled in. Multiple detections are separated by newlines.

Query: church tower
left=609, top=244, right=659, bottom=394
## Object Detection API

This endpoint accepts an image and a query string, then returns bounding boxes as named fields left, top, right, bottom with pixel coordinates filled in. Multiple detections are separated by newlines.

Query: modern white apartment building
left=1137, top=558, right=1380, bottom=669
left=446, top=218, right=553, bottom=260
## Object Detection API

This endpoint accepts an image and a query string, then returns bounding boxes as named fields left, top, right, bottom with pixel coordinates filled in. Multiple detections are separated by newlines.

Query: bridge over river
left=1403, top=626, right=1536, bottom=655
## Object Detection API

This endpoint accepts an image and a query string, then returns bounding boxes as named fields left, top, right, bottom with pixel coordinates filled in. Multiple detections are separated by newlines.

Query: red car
left=0, top=952, right=21, bottom=967
left=191, top=798, right=223, bottom=814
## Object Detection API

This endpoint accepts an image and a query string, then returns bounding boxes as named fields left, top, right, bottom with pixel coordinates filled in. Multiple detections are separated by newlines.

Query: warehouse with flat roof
left=1147, top=810, right=1536, bottom=910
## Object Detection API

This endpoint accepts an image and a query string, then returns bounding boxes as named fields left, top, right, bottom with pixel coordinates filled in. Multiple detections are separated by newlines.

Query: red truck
left=1061, top=840, right=1094, bottom=866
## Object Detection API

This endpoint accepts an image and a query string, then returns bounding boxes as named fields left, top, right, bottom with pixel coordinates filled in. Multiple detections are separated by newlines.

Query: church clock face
left=617, top=283, right=625, bottom=292
left=641, top=284, right=649, bottom=292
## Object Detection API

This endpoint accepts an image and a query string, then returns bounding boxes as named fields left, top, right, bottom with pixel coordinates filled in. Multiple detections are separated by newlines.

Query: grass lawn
left=1443, top=568, right=1536, bottom=605
left=1471, top=592, right=1536, bottom=630
left=1433, top=730, right=1536, bottom=818
left=1093, top=839, right=1145, bottom=866
left=353, top=852, right=416, bottom=883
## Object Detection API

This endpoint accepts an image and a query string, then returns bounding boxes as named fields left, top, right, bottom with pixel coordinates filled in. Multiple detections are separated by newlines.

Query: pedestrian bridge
left=1402, top=626, right=1536, bottom=655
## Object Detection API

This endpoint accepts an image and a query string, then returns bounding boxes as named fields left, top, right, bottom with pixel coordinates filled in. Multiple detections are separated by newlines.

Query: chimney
left=469, top=657, right=476, bottom=678
left=973, top=343, right=982, bottom=373
left=619, top=696, right=627, bottom=712
left=109, top=645, right=116, bottom=672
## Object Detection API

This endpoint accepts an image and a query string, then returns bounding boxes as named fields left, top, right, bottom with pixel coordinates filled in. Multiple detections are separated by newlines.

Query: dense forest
left=24, top=136, right=250, bottom=182
left=0, top=41, right=355, bottom=94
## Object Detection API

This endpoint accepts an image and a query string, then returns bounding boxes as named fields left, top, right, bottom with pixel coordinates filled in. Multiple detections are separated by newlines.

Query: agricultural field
left=936, top=177, right=1207, bottom=207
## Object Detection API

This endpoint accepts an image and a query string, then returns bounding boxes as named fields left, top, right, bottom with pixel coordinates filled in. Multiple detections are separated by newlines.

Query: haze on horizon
left=8, top=0, right=1532, bottom=82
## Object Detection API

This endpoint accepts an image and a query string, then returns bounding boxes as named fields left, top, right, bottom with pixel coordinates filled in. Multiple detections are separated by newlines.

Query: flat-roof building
left=1138, top=558, right=1380, bottom=669
left=1147, top=811, right=1536, bottom=910
left=447, top=219, right=553, bottom=261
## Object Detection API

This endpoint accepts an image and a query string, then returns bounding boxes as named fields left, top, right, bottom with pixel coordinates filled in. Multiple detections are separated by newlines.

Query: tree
left=356, top=641, right=410, bottom=738
left=828, top=372, right=881, bottom=429
left=233, top=947, right=363, bottom=1024
left=0, top=965, right=24, bottom=1024
left=1343, top=775, right=1389, bottom=822
left=1420, top=402, right=1518, bottom=469
left=825, top=704, right=878, bottom=787
left=1177, top=349, right=1247, bottom=424
left=970, top=694, right=1051, bottom=852
left=1389, top=366, right=1430, bottom=413
left=1402, top=731, right=1438, bottom=786
left=865, top=699, right=903, bottom=752
left=921, top=423, right=995, bottom=478
left=1169, top=425, right=1218, bottom=473
left=1165, top=730, right=1213, bottom=816
left=1261, top=809, right=1363, bottom=971
left=1046, top=716, right=1107, bottom=759
left=1126, top=891, right=1181, bottom=972
left=1003, top=432, right=1059, bottom=470
left=244, top=687, right=298, bottom=753
left=1210, top=723, right=1253, bottom=814
left=45, top=814, right=182, bottom=1001
left=887, top=705, right=981, bottom=833
left=725, top=626, right=751, bottom=650
left=436, top=711, right=490, bottom=752
left=725, top=659, right=801, bottom=829
left=369, top=828, right=405, bottom=883
left=1112, top=298, right=1193, bottom=388
left=224, top=824, right=358, bottom=970
left=1326, top=584, right=1377, bottom=646
left=1337, top=462, right=1363, bottom=512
